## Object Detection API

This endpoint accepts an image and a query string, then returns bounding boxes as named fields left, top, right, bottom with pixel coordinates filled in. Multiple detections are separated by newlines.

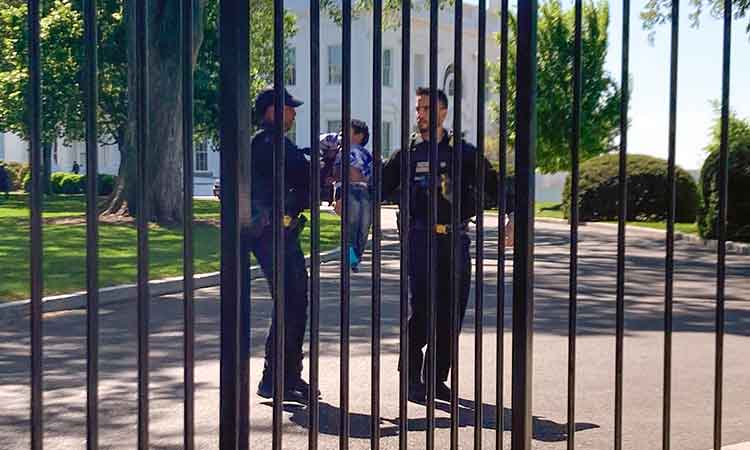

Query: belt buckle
left=435, top=224, right=448, bottom=235
left=283, top=215, right=293, bottom=227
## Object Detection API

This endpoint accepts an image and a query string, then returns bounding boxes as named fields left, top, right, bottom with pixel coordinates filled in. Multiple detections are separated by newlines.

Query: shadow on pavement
left=261, top=398, right=598, bottom=442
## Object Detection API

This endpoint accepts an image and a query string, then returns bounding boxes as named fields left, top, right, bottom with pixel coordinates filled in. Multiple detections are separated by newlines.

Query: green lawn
left=533, top=201, right=699, bottom=234
left=0, top=194, right=340, bottom=301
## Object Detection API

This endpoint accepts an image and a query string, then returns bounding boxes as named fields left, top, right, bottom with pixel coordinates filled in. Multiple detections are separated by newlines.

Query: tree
left=0, top=0, right=295, bottom=223
left=0, top=0, right=127, bottom=191
left=641, top=0, right=750, bottom=35
left=489, top=0, right=622, bottom=174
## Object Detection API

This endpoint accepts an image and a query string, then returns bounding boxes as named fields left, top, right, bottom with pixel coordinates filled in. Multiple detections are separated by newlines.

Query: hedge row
left=21, top=171, right=115, bottom=196
left=563, top=154, right=699, bottom=223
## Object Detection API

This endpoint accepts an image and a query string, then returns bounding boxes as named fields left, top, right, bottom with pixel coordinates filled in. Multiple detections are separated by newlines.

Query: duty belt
left=410, top=222, right=468, bottom=234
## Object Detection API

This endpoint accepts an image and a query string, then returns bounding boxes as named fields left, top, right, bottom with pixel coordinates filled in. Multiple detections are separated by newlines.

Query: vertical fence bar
left=662, top=1, right=679, bottom=449
left=135, top=0, right=150, bottom=444
left=713, top=0, right=732, bottom=447
left=309, top=0, right=321, bottom=446
left=511, top=0, right=537, bottom=447
left=83, top=0, right=99, bottom=444
left=450, top=0, right=464, bottom=447
left=475, top=0, right=487, bottom=447
left=340, top=0, right=352, bottom=446
left=614, top=0, right=630, bottom=447
left=272, top=0, right=286, bottom=443
left=218, top=0, right=249, bottom=443
left=371, top=0, right=383, bottom=447
left=427, top=0, right=439, bottom=445
left=181, top=0, right=195, bottom=446
left=496, top=0, right=509, bottom=447
left=398, top=1, right=411, bottom=447
left=567, top=0, right=582, bottom=448
left=27, top=0, right=43, bottom=443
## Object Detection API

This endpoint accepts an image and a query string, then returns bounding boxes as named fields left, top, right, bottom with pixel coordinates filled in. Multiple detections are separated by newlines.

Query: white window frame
left=328, top=45, right=342, bottom=85
left=383, top=48, right=393, bottom=87
left=285, top=47, right=296, bottom=86
left=195, top=140, right=210, bottom=173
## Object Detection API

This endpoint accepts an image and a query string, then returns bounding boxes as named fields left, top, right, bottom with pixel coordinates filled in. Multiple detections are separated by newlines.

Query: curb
left=0, top=247, right=342, bottom=324
left=534, top=218, right=750, bottom=255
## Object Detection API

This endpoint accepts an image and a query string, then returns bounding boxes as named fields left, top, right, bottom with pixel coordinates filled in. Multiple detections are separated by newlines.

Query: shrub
left=81, top=174, right=116, bottom=196
left=60, top=174, right=84, bottom=194
left=50, top=172, right=68, bottom=194
left=563, top=153, right=699, bottom=222
left=697, top=120, right=750, bottom=242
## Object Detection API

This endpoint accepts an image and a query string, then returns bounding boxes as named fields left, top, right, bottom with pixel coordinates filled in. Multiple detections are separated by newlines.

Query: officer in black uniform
left=382, top=87, right=507, bottom=403
left=249, top=87, right=315, bottom=403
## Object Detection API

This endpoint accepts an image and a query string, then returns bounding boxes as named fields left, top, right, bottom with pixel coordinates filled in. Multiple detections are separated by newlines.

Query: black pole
left=309, top=0, right=321, bottom=446
left=28, top=0, right=43, bottom=444
left=371, top=0, right=383, bottom=446
left=83, top=0, right=99, bottom=444
left=567, top=0, right=582, bottom=448
left=398, top=1, right=411, bottom=448
left=511, top=0, right=537, bottom=447
left=713, top=0, right=732, bottom=447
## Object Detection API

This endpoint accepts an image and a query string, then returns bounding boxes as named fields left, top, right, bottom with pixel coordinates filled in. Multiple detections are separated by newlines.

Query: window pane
left=285, top=47, right=296, bottom=86
left=328, top=45, right=342, bottom=85
left=383, top=49, right=392, bottom=87
left=195, top=141, right=209, bottom=172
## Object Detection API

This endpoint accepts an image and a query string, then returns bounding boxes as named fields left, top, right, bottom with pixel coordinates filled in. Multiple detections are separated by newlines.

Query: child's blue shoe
left=348, top=246, right=359, bottom=272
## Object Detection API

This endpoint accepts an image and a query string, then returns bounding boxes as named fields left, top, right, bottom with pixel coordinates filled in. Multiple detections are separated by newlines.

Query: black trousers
left=250, top=228, right=309, bottom=383
left=407, top=229, right=471, bottom=383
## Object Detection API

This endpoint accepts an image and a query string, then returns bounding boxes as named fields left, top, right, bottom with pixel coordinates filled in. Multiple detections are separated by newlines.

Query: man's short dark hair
left=351, top=119, right=370, bottom=147
left=416, top=87, right=449, bottom=109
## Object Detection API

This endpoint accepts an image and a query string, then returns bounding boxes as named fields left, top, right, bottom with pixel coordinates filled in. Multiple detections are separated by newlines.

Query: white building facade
left=0, top=3, right=498, bottom=196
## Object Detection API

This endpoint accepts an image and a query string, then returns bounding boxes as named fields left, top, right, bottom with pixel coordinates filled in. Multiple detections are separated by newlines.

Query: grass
left=533, top=201, right=699, bottom=235
left=0, top=194, right=340, bottom=301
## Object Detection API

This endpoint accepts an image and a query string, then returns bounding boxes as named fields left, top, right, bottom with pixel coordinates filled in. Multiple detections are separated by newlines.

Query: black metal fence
left=21, top=0, right=735, bottom=448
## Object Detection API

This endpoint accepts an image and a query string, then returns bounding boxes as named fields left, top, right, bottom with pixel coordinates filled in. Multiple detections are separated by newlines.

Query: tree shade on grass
left=0, top=195, right=340, bottom=301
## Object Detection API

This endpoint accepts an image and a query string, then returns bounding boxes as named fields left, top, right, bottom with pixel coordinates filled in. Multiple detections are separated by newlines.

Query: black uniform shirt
left=381, top=129, right=503, bottom=226
left=250, top=125, right=311, bottom=219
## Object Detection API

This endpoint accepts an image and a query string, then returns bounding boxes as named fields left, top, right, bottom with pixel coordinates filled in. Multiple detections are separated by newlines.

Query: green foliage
left=563, top=153, right=700, bottom=222
left=489, top=0, right=621, bottom=174
left=698, top=113, right=750, bottom=242
left=0, top=0, right=296, bottom=149
left=641, top=0, right=750, bottom=36
left=193, top=0, right=297, bottom=143
left=25, top=171, right=115, bottom=195
left=0, top=0, right=126, bottom=146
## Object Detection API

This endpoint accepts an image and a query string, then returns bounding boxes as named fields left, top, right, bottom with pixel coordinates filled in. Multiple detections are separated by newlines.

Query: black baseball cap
left=253, top=87, right=303, bottom=119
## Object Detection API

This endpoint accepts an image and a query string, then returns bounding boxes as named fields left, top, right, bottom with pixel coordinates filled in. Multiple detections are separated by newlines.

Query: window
left=382, top=122, right=392, bottom=157
left=382, top=49, right=392, bottom=87
left=414, top=54, right=425, bottom=89
left=195, top=140, right=209, bottom=172
left=327, top=120, right=342, bottom=134
left=285, top=47, right=296, bottom=86
left=328, top=45, right=342, bottom=85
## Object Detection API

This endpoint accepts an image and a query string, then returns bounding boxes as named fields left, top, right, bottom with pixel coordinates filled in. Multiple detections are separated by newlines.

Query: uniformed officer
left=382, top=87, right=510, bottom=403
left=249, top=87, right=315, bottom=403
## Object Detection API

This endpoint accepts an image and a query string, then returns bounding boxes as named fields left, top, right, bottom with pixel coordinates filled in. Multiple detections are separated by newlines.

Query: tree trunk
left=104, top=0, right=205, bottom=224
